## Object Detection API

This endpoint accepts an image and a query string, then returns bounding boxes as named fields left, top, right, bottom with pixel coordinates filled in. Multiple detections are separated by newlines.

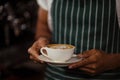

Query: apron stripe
left=65, top=0, right=75, bottom=44
left=46, top=64, right=120, bottom=79
left=45, top=72, right=60, bottom=80
left=89, top=0, right=97, bottom=51
left=106, top=0, right=111, bottom=52
left=64, top=0, right=69, bottom=44
left=80, top=0, right=86, bottom=52
left=87, top=0, right=93, bottom=50
left=48, top=64, right=120, bottom=75
left=75, top=0, right=80, bottom=51
left=101, top=0, right=109, bottom=51
left=111, top=11, right=116, bottom=53
left=116, top=27, right=120, bottom=53
left=100, top=0, right=105, bottom=49
left=46, top=67, right=83, bottom=79
left=96, top=0, right=103, bottom=50
left=93, top=0, right=98, bottom=48
left=54, top=0, right=59, bottom=42
left=69, top=0, right=75, bottom=44
left=59, top=0, right=63, bottom=43
left=56, top=1, right=61, bottom=43
left=45, top=72, right=54, bottom=80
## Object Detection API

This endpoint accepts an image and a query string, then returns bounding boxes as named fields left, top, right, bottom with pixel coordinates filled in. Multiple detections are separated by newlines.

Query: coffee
left=40, top=44, right=75, bottom=62
left=47, top=44, right=74, bottom=49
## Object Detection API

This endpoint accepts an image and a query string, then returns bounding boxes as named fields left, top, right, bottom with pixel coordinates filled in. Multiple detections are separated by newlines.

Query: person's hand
left=69, top=49, right=118, bottom=76
left=28, top=37, right=50, bottom=63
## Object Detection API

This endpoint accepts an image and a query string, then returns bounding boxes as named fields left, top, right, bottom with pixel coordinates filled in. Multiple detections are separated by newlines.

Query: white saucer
left=38, top=55, right=82, bottom=67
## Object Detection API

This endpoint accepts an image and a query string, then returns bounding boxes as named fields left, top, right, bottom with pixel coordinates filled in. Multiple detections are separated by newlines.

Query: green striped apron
left=45, top=0, right=120, bottom=80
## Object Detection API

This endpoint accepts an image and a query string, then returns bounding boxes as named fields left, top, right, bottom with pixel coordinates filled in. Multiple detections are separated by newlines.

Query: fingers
left=68, top=49, right=105, bottom=76
left=83, top=64, right=97, bottom=70
left=28, top=41, right=42, bottom=62
left=71, top=49, right=99, bottom=69
left=28, top=37, right=50, bottom=63
left=28, top=47, right=40, bottom=59
left=69, top=58, right=91, bottom=69
left=69, top=55, right=97, bottom=69
left=79, top=67, right=97, bottom=76
left=28, top=47, right=42, bottom=62
left=77, top=49, right=97, bottom=58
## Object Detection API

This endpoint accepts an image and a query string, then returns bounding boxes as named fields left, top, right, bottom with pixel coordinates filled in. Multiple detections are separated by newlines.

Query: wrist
left=37, top=36, right=52, bottom=44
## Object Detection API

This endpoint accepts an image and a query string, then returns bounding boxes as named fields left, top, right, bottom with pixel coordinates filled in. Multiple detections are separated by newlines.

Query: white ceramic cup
left=40, top=44, right=75, bottom=62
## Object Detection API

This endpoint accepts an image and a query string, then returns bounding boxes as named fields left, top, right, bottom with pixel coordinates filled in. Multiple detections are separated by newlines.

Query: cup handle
left=40, top=47, right=50, bottom=58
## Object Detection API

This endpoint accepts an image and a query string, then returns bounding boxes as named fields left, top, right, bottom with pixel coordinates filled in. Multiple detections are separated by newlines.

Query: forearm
left=35, top=21, right=52, bottom=40
left=35, top=8, right=52, bottom=41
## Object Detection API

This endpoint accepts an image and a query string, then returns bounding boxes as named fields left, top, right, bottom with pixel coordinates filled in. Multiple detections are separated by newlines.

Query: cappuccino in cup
left=47, top=44, right=74, bottom=49
left=40, top=44, right=75, bottom=62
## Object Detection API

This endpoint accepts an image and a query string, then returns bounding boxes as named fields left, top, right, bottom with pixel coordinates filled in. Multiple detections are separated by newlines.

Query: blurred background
left=0, top=0, right=45, bottom=80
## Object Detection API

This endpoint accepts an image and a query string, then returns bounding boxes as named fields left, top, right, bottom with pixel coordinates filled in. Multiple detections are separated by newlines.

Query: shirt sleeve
left=37, top=0, right=48, bottom=11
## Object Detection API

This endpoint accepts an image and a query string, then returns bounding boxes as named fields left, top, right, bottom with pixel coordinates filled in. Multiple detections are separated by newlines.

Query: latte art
left=47, top=44, right=74, bottom=49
